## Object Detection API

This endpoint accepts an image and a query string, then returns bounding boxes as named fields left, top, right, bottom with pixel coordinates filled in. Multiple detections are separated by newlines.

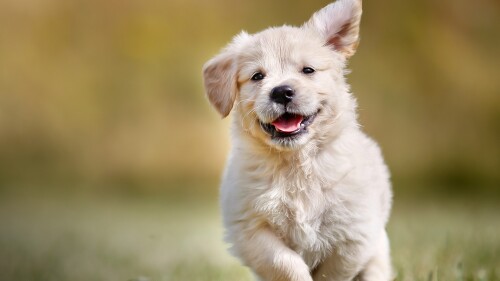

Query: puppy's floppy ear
left=203, top=32, right=250, bottom=118
left=306, top=0, right=362, bottom=58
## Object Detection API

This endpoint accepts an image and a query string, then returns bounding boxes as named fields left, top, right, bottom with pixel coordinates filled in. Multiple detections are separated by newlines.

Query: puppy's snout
left=270, top=85, right=295, bottom=105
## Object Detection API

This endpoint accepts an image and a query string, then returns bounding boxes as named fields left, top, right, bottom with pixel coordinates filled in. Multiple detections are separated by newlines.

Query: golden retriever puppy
left=202, top=0, right=392, bottom=280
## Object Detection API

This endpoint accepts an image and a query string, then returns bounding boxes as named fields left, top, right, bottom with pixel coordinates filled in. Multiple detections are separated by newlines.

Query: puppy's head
left=203, top=0, right=362, bottom=150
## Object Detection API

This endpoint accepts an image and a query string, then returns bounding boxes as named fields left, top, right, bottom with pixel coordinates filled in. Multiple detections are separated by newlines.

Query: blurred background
left=0, top=0, right=499, bottom=280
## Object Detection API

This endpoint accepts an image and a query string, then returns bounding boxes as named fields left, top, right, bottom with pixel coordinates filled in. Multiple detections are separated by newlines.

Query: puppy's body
left=203, top=1, right=392, bottom=280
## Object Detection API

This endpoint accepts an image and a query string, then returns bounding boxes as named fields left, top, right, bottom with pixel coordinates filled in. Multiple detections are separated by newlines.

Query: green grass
left=0, top=191, right=498, bottom=281
left=389, top=199, right=500, bottom=281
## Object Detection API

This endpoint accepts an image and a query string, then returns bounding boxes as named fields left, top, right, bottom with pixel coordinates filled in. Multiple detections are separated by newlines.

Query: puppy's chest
left=253, top=173, right=333, bottom=251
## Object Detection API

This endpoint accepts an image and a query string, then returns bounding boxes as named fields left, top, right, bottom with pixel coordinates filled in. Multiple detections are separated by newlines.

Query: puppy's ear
left=203, top=32, right=250, bottom=118
left=306, top=0, right=362, bottom=58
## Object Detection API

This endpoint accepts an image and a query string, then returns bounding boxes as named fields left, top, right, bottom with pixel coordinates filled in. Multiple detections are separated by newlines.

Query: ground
left=0, top=190, right=498, bottom=281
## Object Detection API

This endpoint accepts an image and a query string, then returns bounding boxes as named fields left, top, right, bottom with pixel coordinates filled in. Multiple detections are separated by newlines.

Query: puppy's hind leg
left=358, top=230, right=393, bottom=281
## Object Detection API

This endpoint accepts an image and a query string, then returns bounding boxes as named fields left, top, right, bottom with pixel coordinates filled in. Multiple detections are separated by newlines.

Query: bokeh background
left=0, top=0, right=499, bottom=280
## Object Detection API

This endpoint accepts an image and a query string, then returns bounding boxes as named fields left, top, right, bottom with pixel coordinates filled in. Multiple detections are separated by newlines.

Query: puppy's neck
left=235, top=129, right=325, bottom=173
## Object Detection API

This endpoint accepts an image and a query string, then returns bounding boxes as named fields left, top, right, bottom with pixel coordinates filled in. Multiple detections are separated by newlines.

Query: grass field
left=0, top=190, right=498, bottom=281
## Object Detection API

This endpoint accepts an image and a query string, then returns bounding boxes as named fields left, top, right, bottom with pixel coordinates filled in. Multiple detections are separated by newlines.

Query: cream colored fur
left=202, top=0, right=392, bottom=280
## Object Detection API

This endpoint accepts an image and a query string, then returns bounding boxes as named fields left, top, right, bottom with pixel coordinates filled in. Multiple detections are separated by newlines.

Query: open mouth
left=260, top=111, right=318, bottom=139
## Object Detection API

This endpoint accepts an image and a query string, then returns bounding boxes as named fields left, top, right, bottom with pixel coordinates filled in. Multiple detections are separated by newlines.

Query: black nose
left=270, top=85, right=295, bottom=105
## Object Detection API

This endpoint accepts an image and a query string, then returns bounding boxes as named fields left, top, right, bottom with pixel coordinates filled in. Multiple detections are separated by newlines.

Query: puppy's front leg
left=313, top=230, right=391, bottom=281
left=237, top=226, right=312, bottom=281
left=312, top=243, right=365, bottom=281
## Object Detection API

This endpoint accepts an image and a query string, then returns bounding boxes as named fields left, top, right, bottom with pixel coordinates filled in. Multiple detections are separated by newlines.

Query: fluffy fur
left=202, top=0, right=393, bottom=280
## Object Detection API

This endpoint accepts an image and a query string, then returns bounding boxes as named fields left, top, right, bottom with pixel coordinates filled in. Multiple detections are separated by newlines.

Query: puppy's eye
left=302, top=67, right=315, bottom=74
left=251, top=72, right=265, bottom=81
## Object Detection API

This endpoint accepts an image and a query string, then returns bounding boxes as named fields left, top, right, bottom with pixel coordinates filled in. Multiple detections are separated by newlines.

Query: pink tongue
left=271, top=114, right=304, bottom=133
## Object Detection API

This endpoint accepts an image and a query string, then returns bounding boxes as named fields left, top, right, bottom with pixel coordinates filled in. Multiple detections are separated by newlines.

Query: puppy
left=202, top=0, right=392, bottom=280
